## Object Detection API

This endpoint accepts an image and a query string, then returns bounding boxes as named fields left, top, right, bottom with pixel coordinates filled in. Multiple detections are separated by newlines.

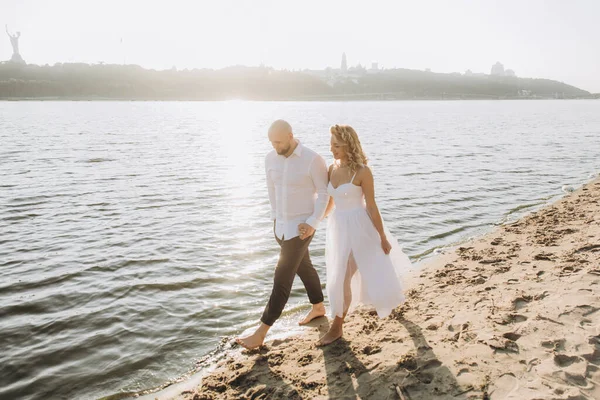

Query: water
left=1, top=100, right=599, bottom=400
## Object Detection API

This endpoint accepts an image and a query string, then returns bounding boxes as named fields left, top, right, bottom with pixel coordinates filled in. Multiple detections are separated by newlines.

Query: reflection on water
left=0, top=100, right=599, bottom=400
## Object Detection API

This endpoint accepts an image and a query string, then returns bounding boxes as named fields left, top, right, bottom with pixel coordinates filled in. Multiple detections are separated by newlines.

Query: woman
left=317, top=124, right=410, bottom=346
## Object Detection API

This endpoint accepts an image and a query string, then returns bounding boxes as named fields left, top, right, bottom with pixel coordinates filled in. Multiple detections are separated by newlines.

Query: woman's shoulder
left=355, top=165, right=373, bottom=185
left=355, top=164, right=371, bottom=176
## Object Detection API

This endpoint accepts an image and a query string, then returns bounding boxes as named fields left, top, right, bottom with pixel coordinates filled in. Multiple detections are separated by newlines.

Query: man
left=236, top=120, right=329, bottom=350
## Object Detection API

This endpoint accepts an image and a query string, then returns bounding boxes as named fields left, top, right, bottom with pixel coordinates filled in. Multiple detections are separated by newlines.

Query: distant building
left=341, top=52, right=347, bottom=72
left=367, top=62, right=381, bottom=75
left=351, top=63, right=366, bottom=72
left=491, top=62, right=504, bottom=76
left=490, top=62, right=516, bottom=77
left=465, top=69, right=487, bottom=77
left=518, top=89, right=532, bottom=97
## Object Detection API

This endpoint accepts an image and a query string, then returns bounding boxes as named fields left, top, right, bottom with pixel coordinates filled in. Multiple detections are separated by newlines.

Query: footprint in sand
left=541, top=338, right=566, bottom=351
left=267, top=352, right=285, bottom=366
left=553, top=354, right=581, bottom=367
left=534, top=252, right=555, bottom=261
left=488, top=373, right=519, bottom=399
left=552, top=354, right=591, bottom=388
left=576, top=244, right=600, bottom=253
left=397, top=352, right=418, bottom=371
left=491, top=237, right=503, bottom=246
left=361, top=345, right=382, bottom=355
left=559, top=265, right=582, bottom=276
left=512, top=296, right=532, bottom=311
left=582, top=348, right=600, bottom=365
left=297, top=353, right=313, bottom=367
left=502, top=332, right=522, bottom=341
left=491, top=313, right=528, bottom=325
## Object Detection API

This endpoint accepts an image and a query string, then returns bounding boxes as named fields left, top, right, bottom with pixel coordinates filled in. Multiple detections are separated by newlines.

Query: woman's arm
left=324, top=196, right=335, bottom=218
left=360, top=167, right=392, bottom=254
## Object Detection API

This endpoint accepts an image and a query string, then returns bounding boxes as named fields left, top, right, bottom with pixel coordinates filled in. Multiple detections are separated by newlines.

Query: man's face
left=268, top=129, right=292, bottom=155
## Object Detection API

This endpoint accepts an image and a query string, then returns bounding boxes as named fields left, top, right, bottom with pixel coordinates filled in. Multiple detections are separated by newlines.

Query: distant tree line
left=354, top=69, right=590, bottom=99
left=0, top=62, right=592, bottom=100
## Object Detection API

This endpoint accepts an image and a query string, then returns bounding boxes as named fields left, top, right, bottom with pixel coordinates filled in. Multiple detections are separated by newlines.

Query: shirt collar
left=291, top=139, right=303, bottom=157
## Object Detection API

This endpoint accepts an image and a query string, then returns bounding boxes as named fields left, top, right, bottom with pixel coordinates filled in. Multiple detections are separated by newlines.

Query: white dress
left=326, top=171, right=410, bottom=319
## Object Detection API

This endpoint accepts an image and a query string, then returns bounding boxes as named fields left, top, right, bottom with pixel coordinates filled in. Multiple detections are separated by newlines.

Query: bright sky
left=1, top=0, right=599, bottom=92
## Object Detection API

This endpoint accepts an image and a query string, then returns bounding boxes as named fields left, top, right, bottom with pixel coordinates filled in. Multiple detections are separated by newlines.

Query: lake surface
left=1, top=100, right=599, bottom=400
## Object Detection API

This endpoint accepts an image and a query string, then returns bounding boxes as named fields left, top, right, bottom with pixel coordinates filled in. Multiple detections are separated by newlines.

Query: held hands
left=298, top=223, right=315, bottom=240
left=381, top=237, right=392, bottom=255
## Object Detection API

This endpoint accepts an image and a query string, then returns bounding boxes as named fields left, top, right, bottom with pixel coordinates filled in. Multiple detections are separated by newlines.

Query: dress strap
left=350, top=170, right=358, bottom=185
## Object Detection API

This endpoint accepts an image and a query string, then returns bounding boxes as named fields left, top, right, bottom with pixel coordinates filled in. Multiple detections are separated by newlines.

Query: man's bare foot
left=235, top=332, right=266, bottom=350
left=236, top=324, right=270, bottom=350
left=299, top=303, right=326, bottom=325
left=316, top=325, right=343, bottom=346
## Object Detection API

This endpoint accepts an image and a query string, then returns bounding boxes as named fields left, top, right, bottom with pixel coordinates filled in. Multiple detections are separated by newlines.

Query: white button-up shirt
left=265, top=140, right=329, bottom=241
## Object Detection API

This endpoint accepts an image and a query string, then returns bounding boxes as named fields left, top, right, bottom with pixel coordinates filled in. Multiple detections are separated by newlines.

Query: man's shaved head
left=268, top=120, right=293, bottom=136
left=268, top=120, right=295, bottom=156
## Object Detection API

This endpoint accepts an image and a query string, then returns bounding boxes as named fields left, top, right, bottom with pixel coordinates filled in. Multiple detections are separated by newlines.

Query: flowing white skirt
left=326, top=206, right=409, bottom=319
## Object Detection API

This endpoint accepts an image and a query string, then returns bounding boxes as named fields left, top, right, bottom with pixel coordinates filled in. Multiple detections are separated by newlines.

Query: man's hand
left=298, top=223, right=315, bottom=240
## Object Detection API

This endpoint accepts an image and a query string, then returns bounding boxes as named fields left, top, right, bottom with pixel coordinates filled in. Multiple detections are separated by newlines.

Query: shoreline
left=161, top=176, right=600, bottom=400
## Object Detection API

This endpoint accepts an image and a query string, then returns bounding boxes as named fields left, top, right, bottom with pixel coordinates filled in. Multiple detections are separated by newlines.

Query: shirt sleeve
left=265, top=156, right=276, bottom=220
left=305, top=154, right=330, bottom=230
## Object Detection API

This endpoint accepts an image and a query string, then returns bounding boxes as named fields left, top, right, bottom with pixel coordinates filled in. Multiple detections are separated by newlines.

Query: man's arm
left=305, top=155, right=329, bottom=230
left=265, top=158, right=276, bottom=220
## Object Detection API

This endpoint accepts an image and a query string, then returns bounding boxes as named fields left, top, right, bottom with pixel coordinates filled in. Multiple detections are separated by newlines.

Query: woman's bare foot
left=299, top=303, right=326, bottom=325
left=316, top=325, right=343, bottom=346
left=235, top=324, right=269, bottom=350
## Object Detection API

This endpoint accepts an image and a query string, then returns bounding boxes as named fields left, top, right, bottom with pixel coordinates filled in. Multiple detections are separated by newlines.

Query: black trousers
left=260, top=230, right=324, bottom=326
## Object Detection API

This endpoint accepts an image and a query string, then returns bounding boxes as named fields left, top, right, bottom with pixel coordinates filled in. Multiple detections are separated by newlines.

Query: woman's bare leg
left=317, top=253, right=357, bottom=346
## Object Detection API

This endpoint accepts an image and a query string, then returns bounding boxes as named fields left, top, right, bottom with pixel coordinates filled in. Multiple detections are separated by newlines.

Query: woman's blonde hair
left=330, top=124, right=368, bottom=173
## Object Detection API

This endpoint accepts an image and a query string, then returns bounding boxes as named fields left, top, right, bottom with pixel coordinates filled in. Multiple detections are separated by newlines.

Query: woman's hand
left=381, top=237, right=392, bottom=255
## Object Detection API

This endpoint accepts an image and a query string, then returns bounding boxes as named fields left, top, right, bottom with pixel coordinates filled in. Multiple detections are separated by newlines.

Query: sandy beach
left=174, top=177, right=599, bottom=400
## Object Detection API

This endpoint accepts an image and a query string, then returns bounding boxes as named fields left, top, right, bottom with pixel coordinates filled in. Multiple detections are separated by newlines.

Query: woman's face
left=330, top=134, right=347, bottom=160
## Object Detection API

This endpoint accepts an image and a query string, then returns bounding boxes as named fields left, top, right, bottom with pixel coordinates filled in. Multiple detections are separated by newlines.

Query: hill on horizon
left=0, top=62, right=592, bottom=100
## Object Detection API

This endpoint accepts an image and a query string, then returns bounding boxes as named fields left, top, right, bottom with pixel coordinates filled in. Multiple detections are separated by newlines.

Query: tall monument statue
left=5, top=24, right=25, bottom=64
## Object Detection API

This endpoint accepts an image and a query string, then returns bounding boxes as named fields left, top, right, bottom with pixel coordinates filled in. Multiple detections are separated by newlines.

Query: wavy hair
left=330, top=124, right=368, bottom=173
